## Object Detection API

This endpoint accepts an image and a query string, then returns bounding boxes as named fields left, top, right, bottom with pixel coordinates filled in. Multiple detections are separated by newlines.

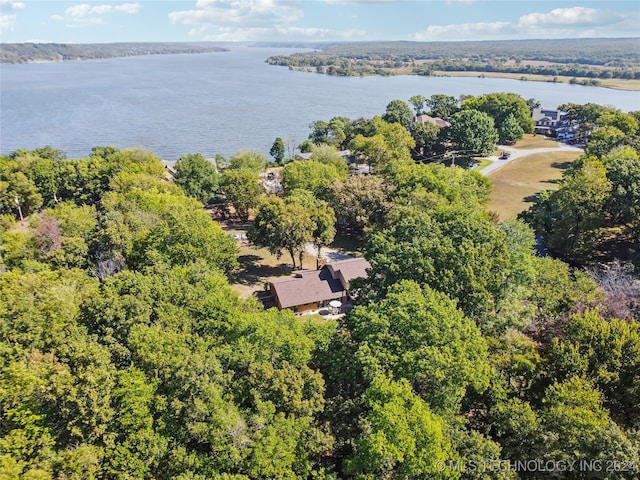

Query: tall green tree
left=498, top=113, right=524, bottom=145
left=462, top=92, right=534, bottom=134
left=344, top=374, right=454, bottom=479
left=280, top=159, right=346, bottom=198
left=228, top=150, right=267, bottom=171
left=382, top=99, right=413, bottom=127
left=525, top=157, right=612, bottom=262
left=602, top=146, right=640, bottom=233
left=288, top=190, right=336, bottom=260
left=130, top=203, right=239, bottom=272
left=327, top=175, right=395, bottom=233
left=358, top=207, right=511, bottom=320
left=173, top=153, right=219, bottom=204
left=410, top=120, right=443, bottom=156
left=408, top=94, right=427, bottom=115
left=270, top=137, right=285, bottom=164
left=346, top=280, right=491, bottom=413
left=220, top=167, right=262, bottom=220
left=248, top=196, right=314, bottom=269
left=448, top=110, right=499, bottom=157
left=425, top=94, right=459, bottom=119
left=308, top=144, right=349, bottom=177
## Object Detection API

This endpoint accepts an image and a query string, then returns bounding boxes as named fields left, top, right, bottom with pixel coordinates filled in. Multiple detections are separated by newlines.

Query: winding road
left=480, top=142, right=583, bottom=176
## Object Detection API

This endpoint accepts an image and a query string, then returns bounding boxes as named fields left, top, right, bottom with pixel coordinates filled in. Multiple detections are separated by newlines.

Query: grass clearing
left=218, top=221, right=316, bottom=298
left=513, top=134, right=563, bottom=149
left=487, top=150, right=580, bottom=220
left=218, top=221, right=363, bottom=299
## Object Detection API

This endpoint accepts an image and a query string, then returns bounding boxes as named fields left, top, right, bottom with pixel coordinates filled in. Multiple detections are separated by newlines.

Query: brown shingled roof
left=269, top=257, right=371, bottom=309
left=270, top=267, right=345, bottom=309
left=326, top=257, right=371, bottom=290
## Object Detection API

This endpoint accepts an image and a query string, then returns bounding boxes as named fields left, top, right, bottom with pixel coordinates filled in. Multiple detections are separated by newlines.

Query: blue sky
left=1, top=0, right=639, bottom=43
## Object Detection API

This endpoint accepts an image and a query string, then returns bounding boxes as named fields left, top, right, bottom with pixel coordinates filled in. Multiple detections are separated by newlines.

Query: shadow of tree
left=551, top=161, right=572, bottom=170
left=229, top=254, right=294, bottom=286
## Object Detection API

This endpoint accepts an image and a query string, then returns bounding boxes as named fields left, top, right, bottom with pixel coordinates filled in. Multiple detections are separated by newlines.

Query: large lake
left=2, top=46, right=640, bottom=160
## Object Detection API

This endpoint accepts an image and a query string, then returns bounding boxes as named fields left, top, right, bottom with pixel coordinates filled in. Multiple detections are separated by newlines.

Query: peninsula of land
left=0, top=42, right=227, bottom=63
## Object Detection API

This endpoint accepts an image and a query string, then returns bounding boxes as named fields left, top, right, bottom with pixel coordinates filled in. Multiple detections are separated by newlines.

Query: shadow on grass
left=229, top=254, right=294, bottom=287
left=523, top=193, right=542, bottom=203
left=551, top=161, right=572, bottom=170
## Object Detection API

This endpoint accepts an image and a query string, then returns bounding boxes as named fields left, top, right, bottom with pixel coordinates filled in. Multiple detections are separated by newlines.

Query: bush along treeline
left=1, top=99, right=640, bottom=478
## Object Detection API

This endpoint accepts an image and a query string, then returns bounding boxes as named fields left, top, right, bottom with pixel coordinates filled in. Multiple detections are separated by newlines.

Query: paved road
left=480, top=142, right=583, bottom=176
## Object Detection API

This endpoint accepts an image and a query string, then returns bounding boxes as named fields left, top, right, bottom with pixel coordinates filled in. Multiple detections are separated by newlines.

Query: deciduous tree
left=220, top=167, right=262, bottom=220
left=270, top=137, right=285, bottom=164
left=448, top=110, right=499, bottom=157
left=173, top=153, right=219, bottom=204
left=382, top=99, right=413, bottom=127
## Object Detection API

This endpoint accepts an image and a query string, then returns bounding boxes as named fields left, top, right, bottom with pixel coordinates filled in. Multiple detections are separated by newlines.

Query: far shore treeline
left=0, top=42, right=228, bottom=64
left=265, top=37, right=640, bottom=82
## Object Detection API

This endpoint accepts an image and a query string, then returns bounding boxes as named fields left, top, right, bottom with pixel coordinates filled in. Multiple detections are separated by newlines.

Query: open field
left=513, top=134, right=564, bottom=149
left=487, top=150, right=581, bottom=220
left=433, top=71, right=640, bottom=91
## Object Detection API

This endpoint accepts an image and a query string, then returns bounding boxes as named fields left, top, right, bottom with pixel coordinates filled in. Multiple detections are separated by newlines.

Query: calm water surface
left=2, top=46, right=640, bottom=160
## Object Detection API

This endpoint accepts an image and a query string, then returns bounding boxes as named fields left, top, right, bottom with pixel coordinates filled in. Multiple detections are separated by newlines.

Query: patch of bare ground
left=217, top=219, right=317, bottom=299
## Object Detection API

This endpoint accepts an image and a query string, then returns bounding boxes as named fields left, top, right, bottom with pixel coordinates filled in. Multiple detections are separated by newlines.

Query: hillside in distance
left=265, top=38, right=640, bottom=80
left=0, top=42, right=227, bottom=63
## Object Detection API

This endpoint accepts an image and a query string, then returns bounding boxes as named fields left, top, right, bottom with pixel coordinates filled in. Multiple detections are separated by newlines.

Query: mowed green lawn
left=487, top=150, right=581, bottom=220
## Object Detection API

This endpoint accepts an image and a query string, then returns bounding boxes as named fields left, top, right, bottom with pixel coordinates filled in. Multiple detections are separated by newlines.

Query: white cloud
left=411, top=6, right=639, bottom=41
left=52, top=2, right=141, bottom=23
left=196, top=24, right=366, bottom=41
left=518, top=7, right=603, bottom=27
left=170, top=0, right=318, bottom=40
left=517, top=7, right=637, bottom=38
left=115, top=3, right=141, bottom=14
left=170, top=0, right=303, bottom=27
left=0, top=0, right=25, bottom=34
left=322, top=0, right=398, bottom=4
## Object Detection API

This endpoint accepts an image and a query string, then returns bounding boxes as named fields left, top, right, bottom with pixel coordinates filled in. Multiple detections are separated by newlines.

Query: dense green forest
left=0, top=43, right=227, bottom=64
left=265, top=38, right=640, bottom=80
left=1, top=93, right=639, bottom=479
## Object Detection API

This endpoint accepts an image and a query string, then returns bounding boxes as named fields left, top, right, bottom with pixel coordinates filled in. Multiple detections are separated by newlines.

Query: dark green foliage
left=463, top=92, right=534, bottom=134
left=524, top=157, right=612, bottom=263
left=270, top=137, right=285, bottom=163
left=173, top=153, right=219, bottom=204
left=347, top=281, right=491, bottom=413
left=359, top=207, right=511, bottom=320
left=498, top=113, right=525, bottom=145
left=382, top=99, right=413, bottom=127
left=220, top=167, right=262, bottom=221
left=448, top=110, right=499, bottom=157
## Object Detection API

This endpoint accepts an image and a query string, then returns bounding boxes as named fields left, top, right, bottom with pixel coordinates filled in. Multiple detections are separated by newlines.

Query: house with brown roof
left=411, top=114, right=451, bottom=128
left=269, top=257, right=371, bottom=314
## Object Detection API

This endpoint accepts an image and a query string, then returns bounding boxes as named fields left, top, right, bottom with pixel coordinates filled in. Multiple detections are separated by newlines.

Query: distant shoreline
left=0, top=42, right=228, bottom=64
